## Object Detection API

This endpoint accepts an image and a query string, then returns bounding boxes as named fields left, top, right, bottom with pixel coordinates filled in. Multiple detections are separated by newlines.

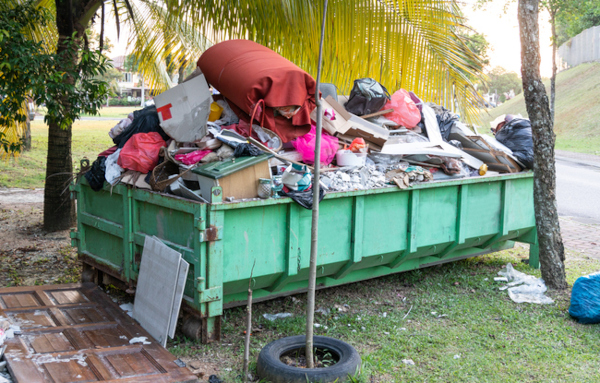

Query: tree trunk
left=44, top=119, right=75, bottom=231
left=43, top=0, right=83, bottom=232
left=23, top=121, right=32, bottom=151
left=518, top=0, right=567, bottom=289
left=550, top=11, right=557, bottom=122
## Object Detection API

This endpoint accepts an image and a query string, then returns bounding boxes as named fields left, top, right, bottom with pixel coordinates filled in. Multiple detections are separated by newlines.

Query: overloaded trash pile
left=84, top=39, right=534, bottom=208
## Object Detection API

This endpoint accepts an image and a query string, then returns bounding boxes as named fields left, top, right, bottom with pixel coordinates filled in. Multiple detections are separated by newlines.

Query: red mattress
left=197, top=40, right=316, bottom=143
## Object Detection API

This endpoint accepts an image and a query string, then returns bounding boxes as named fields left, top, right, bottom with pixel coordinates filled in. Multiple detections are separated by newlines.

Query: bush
left=108, top=97, right=142, bottom=107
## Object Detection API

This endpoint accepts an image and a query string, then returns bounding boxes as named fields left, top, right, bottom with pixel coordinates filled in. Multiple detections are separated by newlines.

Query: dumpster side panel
left=361, top=192, right=408, bottom=258
left=129, top=190, right=206, bottom=313
left=221, top=204, right=289, bottom=291
left=413, top=186, right=458, bottom=251
left=73, top=182, right=132, bottom=280
left=463, top=182, right=502, bottom=239
left=507, top=178, right=536, bottom=229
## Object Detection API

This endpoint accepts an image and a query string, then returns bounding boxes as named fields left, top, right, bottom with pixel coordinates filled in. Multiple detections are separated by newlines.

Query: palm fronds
left=170, top=0, right=484, bottom=121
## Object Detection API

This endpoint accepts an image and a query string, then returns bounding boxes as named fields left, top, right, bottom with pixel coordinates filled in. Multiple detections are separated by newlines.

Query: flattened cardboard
left=313, top=96, right=389, bottom=147
left=154, top=74, right=213, bottom=143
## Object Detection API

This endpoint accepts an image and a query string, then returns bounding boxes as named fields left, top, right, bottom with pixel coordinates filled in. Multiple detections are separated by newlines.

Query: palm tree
left=3, top=0, right=484, bottom=231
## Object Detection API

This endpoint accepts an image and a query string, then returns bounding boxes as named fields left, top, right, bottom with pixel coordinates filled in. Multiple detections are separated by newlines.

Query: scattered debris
left=454, top=354, right=461, bottom=359
left=402, top=359, right=415, bottom=365
left=119, top=303, right=134, bottom=317
left=263, top=313, right=293, bottom=321
left=496, top=263, right=554, bottom=304
left=129, top=337, right=151, bottom=345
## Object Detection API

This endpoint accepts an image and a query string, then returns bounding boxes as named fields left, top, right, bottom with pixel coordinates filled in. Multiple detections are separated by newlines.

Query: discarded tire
left=257, top=335, right=361, bottom=383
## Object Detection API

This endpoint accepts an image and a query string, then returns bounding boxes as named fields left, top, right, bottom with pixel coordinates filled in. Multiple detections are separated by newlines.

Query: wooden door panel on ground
left=0, top=283, right=197, bottom=383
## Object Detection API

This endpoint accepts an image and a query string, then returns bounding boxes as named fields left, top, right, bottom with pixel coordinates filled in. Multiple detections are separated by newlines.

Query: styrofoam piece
left=336, top=150, right=367, bottom=166
left=133, top=236, right=182, bottom=347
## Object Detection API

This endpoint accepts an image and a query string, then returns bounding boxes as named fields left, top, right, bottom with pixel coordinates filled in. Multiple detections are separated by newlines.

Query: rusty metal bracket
left=198, top=286, right=222, bottom=304
left=199, top=225, right=222, bottom=242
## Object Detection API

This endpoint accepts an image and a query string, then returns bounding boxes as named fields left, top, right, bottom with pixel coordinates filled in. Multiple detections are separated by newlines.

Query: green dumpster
left=71, top=171, right=538, bottom=342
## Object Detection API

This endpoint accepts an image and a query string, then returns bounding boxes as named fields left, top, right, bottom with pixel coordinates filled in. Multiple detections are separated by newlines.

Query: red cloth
left=197, top=40, right=316, bottom=143
left=98, top=146, right=118, bottom=158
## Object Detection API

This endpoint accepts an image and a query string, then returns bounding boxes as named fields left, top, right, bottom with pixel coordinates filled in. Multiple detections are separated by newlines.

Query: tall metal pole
left=305, top=0, right=328, bottom=369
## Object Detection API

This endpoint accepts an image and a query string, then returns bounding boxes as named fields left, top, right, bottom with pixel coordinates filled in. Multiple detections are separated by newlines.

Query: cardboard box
left=154, top=74, right=213, bottom=143
left=311, top=96, right=389, bottom=147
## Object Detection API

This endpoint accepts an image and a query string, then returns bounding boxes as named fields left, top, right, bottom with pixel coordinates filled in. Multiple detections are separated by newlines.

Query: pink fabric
left=174, top=149, right=212, bottom=165
left=292, top=125, right=339, bottom=166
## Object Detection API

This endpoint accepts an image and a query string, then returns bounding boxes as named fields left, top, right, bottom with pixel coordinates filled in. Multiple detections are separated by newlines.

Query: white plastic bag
left=496, top=263, right=554, bottom=304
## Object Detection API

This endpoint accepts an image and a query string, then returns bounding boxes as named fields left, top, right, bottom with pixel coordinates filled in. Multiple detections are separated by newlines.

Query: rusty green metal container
left=71, top=172, right=538, bottom=342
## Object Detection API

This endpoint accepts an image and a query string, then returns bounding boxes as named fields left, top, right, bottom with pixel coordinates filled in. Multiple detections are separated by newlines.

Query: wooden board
left=219, top=160, right=271, bottom=200
left=0, top=283, right=198, bottom=383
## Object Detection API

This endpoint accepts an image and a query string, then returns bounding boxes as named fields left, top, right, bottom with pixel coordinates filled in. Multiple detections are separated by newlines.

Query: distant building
left=110, top=55, right=148, bottom=99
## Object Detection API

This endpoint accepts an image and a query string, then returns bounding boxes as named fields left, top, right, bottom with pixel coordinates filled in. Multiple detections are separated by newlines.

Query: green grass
left=83, top=105, right=139, bottom=118
left=478, top=62, right=600, bottom=155
left=0, top=120, right=114, bottom=188
left=37, top=105, right=138, bottom=119
left=168, top=248, right=600, bottom=382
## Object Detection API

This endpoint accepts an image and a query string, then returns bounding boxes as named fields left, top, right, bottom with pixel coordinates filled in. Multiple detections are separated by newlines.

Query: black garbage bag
left=344, top=78, right=390, bottom=116
left=84, top=156, right=107, bottom=192
left=280, top=187, right=325, bottom=210
left=233, top=143, right=263, bottom=157
left=113, top=105, right=170, bottom=148
left=434, top=107, right=458, bottom=142
left=495, top=118, right=534, bottom=169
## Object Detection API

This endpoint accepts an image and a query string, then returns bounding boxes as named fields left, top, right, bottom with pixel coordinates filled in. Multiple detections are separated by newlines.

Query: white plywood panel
left=133, top=236, right=181, bottom=347
left=168, top=256, right=189, bottom=340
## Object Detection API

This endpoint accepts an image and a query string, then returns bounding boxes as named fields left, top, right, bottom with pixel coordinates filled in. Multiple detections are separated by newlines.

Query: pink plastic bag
left=118, top=132, right=166, bottom=173
left=174, top=149, right=212, bottom=165
left=292, top=124, right=339, bottom=166
left=383, top=89, right=421, bottom=129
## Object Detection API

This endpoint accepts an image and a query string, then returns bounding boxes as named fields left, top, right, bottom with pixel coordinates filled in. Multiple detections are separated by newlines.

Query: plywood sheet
left=133, top=236, right=181, bottom=347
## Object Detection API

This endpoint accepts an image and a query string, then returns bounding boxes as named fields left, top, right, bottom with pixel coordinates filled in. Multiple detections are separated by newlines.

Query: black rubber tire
left=257, top=335, right=361, bottom=383
left=181, top=316, right=202, bottom=341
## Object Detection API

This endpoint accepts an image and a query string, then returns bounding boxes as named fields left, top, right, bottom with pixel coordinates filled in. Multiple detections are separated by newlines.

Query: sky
left=460, top=0, right=553, bottom=77
left=101, top=1, right=554, bottom=78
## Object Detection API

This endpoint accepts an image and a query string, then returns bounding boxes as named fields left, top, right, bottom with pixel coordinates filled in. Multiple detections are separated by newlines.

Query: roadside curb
left=555, top=155, right=600, bottom=170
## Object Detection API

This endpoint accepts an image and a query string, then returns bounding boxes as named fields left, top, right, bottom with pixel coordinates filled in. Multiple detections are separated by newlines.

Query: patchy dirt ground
left=0, top=195, right=81, bottom=288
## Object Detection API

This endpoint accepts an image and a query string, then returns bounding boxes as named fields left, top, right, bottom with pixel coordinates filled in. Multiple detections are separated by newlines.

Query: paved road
left=556, top=154, right=600, bottom=225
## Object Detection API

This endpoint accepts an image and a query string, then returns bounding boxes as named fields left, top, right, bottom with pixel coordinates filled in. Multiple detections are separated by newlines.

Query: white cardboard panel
left=154, top=74, right=213, bottom=142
